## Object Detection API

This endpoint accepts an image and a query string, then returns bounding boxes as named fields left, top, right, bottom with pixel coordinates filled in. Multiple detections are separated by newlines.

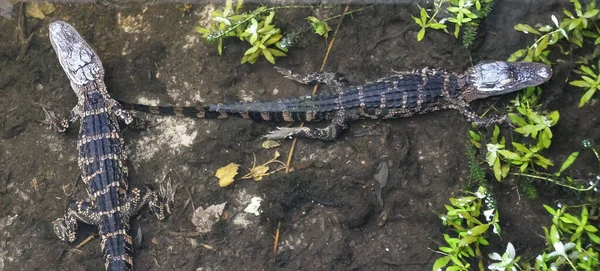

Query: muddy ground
left=0, top=0, right=598, bottom=270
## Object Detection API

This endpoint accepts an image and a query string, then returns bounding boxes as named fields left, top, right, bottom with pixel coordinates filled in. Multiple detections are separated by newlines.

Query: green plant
left=432, top=186, right=500, bottom=271
left=570, top=59, right=600, bottom=107
left=196, top=1, right=368, bottom=64
left=412, top=2, right=447, bottom=41
left=508, top=0, right=599, bottom=64
left=412, top=0, right=495, bottom=48
left=487, top=242, right=522, bottom=271
left=239, top=13, right=286, bottom=64
left=196, top=1, right=288, bottom=64
left=533, top=205, right=600, bottom=270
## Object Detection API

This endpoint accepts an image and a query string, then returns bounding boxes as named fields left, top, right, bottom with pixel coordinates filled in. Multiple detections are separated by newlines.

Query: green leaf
left=556, top=152, right=579, bottom=175
left=579, top=87, right=597, bottom=107
left=420, top=7, right=428, bottom=25
left=583, top=9, right=599, bottom=18
left=534, top=154, right=554, bottom=168
left=582, top=75, right=597, bottom=85
left=429, top=23, right=447, bottom=30
left=458, top=235, right=479, bottom=247
left=508, top=113, right=528, bottom=127
left=235, top=0, right=243, bottom=12
left=492, top=125, right=500, bottom=142
left=469, top=224, right=490, bottom=236
left=543, top=204, right=557, bottom=216
left=570, top=80, right=592, bottom=88
left=579, top=65, right=596, bottom=77
left=493, top=158, right=502, bottom=181
left=411, top=15, right=424, bottom=27
left=447, top=7, right=461, bottom=13
left=535, top=35, right=549, bottom=56
left=514, top=23, right=541, bottom=35
left=195, top=27, right=210, bottom=35
left=469, top=130, right=481, bottom=141
left=218, top=39, right=223, bottom=55
left=507, top=49, right=527, bottom=62
left=499, top=150, right=521, bottom=160
left=264, top=11, right=275, bottom=26
left=584, top=225, right=598, bottom=233
left=244, top=45, right=259, bottom=55
left=417, top=28, right=426, bottom=41
left=268, top=48, right=286, bottom=57
left=262, top=48, right=275, bottom=64
left=588, top=232, right=600, bottom=244
left=512, top=142, right=530, bottom=153
left=264, top=34, right=282, bottom=45
left=432, top=256, right=452, bottom=271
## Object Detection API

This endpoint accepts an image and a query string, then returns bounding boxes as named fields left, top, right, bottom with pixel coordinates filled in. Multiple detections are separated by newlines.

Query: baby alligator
left=44, top=21, right=172, bottom=271
left=118, top=62, right=551, bottom=141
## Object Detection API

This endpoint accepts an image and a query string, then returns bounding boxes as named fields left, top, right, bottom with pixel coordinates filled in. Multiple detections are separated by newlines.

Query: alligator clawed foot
left=52, top=216, right=78, bottom=243
left=33, top=103, right=67, bottom=132
left=158, top=178, right=176, bottom=217
left=264, top=126, right=309, bottom=140
left=274, top=66, right=305, bottom=84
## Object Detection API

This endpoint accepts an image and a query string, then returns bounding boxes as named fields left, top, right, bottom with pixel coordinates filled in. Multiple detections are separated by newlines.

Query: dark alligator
left=43, top=21, right=172, bottom=271
left=118, top=62, right=551, bottom=141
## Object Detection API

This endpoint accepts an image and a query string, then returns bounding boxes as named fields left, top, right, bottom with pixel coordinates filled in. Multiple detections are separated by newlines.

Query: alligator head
left=49, top=20, right=104, bottom=88
left=462, top=61, right=552, bottom=102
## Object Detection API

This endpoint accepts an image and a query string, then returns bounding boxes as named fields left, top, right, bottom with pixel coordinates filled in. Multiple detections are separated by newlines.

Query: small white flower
left=557, top=203, right=562, bottom=208
left=475, top=190, right=485, bottom=199
left=484, top=209, right=495, bottom=221
left=551, top=15, right=559, bottom=27
left=542, top=116, right=553, bottom=127
left=559, top=28, right=568, bottom=39
left=488, top=242, right=520, bottom=271
left=547, top=241, right=576, bottom=258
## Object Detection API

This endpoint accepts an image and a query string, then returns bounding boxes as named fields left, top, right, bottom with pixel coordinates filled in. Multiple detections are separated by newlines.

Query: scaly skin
left=45, top=20, right=172, bottom=271
left=118, top=62, right=551, bottom=141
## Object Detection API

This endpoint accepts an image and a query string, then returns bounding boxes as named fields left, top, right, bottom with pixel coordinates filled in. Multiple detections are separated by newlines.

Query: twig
left=273, top=221, right=281, bottom=255
left=285, top=2, right=352, bottom=173
left=168, top=231, right=203, bottom=238
left=75, top=235, right=96, bottom=249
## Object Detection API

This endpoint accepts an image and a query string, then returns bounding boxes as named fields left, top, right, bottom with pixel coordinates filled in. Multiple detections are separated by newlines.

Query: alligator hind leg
left=265, top=110, right=360, bottom=141
left=274, top=67, right=349, bottom=93
left=111, top=103, right=148, bottom=130
left=122, top=182, right=175, bottom=221
left=53, top=200, right=100, bottom=243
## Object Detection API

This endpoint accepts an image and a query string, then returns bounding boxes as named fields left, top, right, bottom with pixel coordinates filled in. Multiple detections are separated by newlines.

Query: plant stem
left=510, top=172, right=599, bottom=191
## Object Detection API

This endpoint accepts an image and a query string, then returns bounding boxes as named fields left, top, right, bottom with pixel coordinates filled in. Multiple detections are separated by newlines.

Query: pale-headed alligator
left=117, top=62, right=551, bottom=141
left=43, top=21, right=172, bottom=271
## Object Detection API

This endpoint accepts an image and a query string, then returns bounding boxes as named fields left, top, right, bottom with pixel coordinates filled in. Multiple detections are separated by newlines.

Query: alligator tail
left=117, top=100, right=218, bottom=119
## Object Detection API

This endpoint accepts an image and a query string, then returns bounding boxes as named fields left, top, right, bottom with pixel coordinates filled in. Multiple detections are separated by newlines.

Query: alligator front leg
left=274, top=67, right=349, bottom=93
left=456, top=105, right=508, bottom=127
left=53, top=200, right=100, bottom=243
left=265, top=110, right=360, bottom=141
left=41, top=106, right=82, bottom=132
